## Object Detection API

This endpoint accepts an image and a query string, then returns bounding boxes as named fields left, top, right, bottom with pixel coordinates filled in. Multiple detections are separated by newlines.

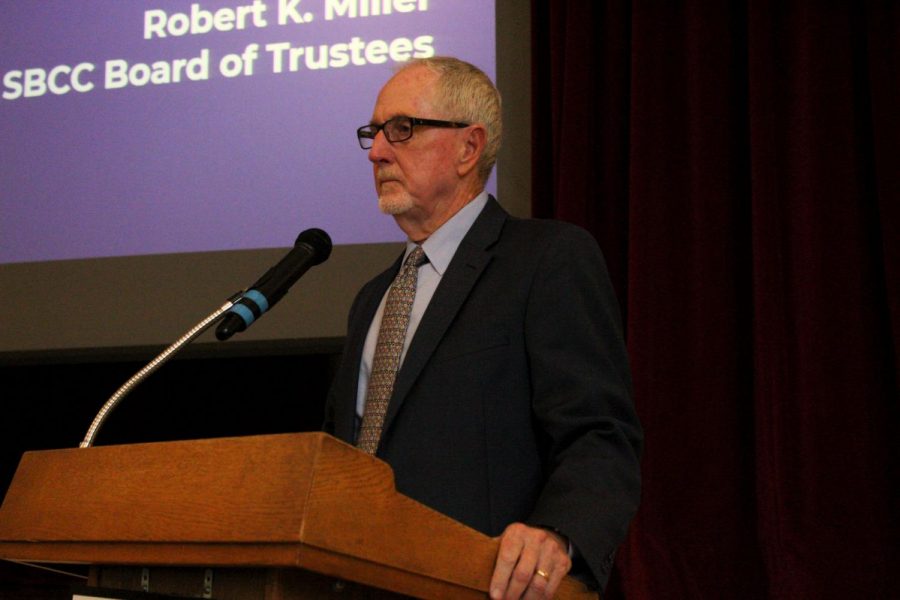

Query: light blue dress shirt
left=355, top=191, right=490, bottom=418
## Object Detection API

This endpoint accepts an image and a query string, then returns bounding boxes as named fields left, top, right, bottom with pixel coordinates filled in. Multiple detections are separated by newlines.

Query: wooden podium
left=0, top=433, right=595, bottom=599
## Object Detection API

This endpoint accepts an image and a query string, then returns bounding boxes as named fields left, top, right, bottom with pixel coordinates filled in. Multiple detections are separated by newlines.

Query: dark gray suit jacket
left=324, top=197, right=642, bottom=588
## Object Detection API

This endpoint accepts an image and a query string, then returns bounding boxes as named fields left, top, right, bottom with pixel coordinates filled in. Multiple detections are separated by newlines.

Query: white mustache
left=376, top=173, right=401, bottom=184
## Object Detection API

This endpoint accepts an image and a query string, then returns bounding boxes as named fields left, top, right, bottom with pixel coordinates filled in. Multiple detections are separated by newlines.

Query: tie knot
left=405, top=245, right=428, bottom=268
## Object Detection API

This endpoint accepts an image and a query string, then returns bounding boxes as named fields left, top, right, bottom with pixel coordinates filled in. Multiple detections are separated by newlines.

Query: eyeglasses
left=357, top=116, right=470, bottom=149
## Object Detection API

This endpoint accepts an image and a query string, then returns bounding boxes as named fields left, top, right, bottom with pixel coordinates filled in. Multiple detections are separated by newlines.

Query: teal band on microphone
left=230, top=303, right=256, bottom=326
left=244, top=289, right=269, bottom=313
left=231, top=289, right=270, bottom=326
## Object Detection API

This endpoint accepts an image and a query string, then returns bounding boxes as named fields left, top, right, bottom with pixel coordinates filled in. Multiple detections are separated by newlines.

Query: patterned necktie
left=357, top=245, right=428, bottom=454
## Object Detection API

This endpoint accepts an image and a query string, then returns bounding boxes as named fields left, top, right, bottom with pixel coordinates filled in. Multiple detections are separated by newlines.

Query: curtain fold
left=531, top=2, right=898, bottom=598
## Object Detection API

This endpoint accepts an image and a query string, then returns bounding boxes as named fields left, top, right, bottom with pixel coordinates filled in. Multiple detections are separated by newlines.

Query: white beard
left=378, top=192, right=414, bottom=215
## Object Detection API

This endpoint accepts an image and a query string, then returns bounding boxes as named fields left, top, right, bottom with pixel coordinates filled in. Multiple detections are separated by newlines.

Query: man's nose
left=368, top=129, right=392, bottom=163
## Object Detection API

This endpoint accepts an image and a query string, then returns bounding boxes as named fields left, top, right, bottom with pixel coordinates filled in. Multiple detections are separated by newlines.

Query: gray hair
left=397, top=57, right=502, bottom=183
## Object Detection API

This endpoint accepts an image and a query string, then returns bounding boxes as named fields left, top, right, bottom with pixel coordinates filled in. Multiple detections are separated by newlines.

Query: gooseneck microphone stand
left=78, top=293, right=243, bottom=449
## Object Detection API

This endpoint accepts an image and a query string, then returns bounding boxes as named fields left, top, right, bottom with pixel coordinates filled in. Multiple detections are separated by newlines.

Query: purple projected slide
left=0, top=1, right=495, bottom=264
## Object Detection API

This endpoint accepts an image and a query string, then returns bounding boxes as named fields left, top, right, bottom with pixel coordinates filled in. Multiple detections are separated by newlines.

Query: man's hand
left=490, top=522, right=572, bottom=599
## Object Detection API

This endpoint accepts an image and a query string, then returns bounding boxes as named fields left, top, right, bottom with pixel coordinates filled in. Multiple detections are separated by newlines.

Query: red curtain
left=532, top=2, right=899, bottom=598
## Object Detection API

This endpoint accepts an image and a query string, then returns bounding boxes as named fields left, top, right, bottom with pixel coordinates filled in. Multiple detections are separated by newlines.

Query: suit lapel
left=381, top=197, right=509, bottom=436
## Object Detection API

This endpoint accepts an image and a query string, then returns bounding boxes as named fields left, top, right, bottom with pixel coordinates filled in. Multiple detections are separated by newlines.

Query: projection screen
left=0, top=0, right=531, bottom=361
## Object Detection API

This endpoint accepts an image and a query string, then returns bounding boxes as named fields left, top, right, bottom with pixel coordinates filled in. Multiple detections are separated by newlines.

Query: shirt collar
left=404, top=191, right=489, bottom=276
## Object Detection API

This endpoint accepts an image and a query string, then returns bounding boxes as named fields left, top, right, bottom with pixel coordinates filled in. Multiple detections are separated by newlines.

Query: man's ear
left=457, top=125, right=487, bottom=178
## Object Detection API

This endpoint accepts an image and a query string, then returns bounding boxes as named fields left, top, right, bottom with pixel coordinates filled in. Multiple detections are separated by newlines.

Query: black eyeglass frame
left=357, top=116, right=470, bottom=149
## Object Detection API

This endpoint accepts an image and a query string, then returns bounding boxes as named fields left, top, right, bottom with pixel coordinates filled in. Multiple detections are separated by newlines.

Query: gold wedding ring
left=535, top=569, right=550, bottom=580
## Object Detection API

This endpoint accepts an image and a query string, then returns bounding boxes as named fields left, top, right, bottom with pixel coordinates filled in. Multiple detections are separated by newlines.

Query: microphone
left=215, top=228, right=332, bottom=341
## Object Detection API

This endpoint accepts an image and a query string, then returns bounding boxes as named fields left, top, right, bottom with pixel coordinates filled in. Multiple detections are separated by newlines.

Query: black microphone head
left=295, top=228, right=332, bottom=265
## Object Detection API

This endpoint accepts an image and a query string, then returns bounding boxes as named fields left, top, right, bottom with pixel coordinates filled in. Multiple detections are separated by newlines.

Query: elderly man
left=324, top=57, right=641, bottom=599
